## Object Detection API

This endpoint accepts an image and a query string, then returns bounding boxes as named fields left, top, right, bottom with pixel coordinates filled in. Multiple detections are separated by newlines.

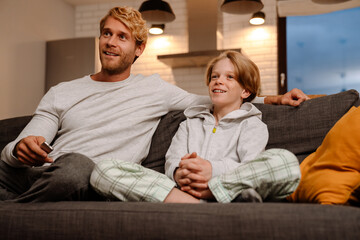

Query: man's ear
left=241, top=89, right=251, bottom=99
left=135, top=43, right=146, bottom=57
left=133, top=43, right=146, bottom=63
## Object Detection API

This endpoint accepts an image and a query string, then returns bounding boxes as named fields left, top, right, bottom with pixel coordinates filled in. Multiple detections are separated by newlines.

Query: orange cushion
left=287, top=106, right=360, bottom=204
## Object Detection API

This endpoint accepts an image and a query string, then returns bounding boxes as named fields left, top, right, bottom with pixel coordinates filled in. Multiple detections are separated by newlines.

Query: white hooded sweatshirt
left=165, top=102, right=269, bottom=180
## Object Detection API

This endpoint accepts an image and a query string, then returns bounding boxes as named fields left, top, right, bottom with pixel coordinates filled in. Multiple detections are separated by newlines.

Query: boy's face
left=208, top=58, right=250, bottom=111
left=99, top=16, right=144, bottom=75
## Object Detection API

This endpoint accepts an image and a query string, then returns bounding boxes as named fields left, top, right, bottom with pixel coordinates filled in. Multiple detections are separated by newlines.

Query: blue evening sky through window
left=287, top=7, right=360, bottom=95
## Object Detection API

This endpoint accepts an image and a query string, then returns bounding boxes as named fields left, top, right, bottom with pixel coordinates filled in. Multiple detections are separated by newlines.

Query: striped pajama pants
left=90, top=149, right=301, bottom=203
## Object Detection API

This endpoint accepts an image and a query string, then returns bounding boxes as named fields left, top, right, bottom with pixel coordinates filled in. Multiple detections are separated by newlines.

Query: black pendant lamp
left=139, top=0, right=176, bottom=23
left=221, top=0, right=264, bottom=14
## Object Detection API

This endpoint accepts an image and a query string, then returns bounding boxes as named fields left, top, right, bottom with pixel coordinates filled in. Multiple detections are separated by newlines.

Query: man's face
left=99, top=16, right=143, bottom=75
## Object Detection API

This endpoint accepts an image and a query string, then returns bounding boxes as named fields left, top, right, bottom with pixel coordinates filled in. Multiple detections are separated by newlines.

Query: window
left=278, top=7, right=360, bottom=95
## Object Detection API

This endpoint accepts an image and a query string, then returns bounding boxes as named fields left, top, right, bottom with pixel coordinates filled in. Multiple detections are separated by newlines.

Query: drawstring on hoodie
left=212, top=126, right=217, bottom=133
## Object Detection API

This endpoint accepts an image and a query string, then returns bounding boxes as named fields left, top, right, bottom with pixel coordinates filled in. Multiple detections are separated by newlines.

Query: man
left=0, top=6, right=309, bottom=202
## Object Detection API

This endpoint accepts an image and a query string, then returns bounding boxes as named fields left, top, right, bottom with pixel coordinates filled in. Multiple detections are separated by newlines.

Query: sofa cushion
left=287, top=106, right=360, bottom=205
left=0, top=201, right=359, bottom=240
left=254, top=89, right=359, bottom=163
left=141, top=110, right=185, bottom=173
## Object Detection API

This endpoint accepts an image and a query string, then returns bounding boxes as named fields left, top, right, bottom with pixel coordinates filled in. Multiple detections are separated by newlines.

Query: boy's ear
left=241, top=89, right=251, bottom=99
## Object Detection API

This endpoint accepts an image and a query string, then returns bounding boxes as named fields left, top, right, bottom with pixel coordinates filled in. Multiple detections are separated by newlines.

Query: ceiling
left=63, top=0, right=360, bottom=16
left=64, top=0, right=119, bottom=5
left=276, top=0, right=360, bottom=16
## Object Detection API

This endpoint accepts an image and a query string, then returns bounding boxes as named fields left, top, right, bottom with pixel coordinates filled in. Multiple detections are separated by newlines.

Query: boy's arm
left=209, top=117, right=268, bottom=177
left=164, top=122, right=189, bottom=181
left=236, top=118, right=268, bottom=164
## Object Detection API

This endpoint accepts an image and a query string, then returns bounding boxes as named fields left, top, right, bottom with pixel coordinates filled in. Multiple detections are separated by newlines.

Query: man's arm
left=1, top=117, right=57, bottom=168
left=13, top=136, right=53, bottom=166
left=186, top=88, right=309, bottom=107
left=160, top=80, right=211, bottom=110
left=264, top=88, right=310, bottom=106
left=1, top=88, right=59, bottom=167
left=163, top=77, right=308, bottom=108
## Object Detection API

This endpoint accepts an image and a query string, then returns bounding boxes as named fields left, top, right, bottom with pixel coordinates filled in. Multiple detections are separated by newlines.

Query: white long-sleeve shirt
left=165, top=102, right=269, bottom=179
left=1, top=74, right=210, bottom=167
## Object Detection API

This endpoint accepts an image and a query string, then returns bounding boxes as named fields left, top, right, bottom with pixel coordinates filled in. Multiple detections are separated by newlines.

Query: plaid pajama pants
left=90, top=149, right=301, bottom=203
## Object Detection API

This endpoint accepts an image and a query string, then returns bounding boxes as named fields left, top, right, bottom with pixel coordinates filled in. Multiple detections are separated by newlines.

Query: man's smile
left=103, top=51, right=119, bottom=56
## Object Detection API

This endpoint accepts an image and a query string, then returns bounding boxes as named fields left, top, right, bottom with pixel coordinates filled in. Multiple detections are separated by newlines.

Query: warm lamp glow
left=149, top=24, right=165, bottom=35
left=151, top=37, right=171, bottom=49
left=250, top=11, right=265, bottom=25
left=250, top=17, right=265, bottom=25
left=248, top=28, right=270, bottom=41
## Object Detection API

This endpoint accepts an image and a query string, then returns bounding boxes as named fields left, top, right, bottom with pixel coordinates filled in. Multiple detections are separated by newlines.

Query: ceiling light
left=149, top=24, right=165, bottom=35
left=139, top=0, right=175, bottom=23
left=249, top=11, right=265, bottom=25
left=221, top=0, right=264, bottom=14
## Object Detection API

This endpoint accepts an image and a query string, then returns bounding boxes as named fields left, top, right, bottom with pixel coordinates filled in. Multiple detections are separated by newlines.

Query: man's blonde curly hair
left=100, top=6, right=148, bottom=46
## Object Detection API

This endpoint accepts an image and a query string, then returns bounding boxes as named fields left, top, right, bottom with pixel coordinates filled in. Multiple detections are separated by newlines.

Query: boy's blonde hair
left=100, top=6, right=148, bottom=46
left=205, top=50, right=260, bottom=102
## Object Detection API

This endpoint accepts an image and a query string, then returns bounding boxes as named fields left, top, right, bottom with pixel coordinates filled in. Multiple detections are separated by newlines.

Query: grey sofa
left=1, top=90, right=359, bottom=240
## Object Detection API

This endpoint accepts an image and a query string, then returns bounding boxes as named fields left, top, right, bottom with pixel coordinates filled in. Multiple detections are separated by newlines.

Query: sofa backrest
left=142, top=89, right=359, bottom=172
left=355, top=97, right=360, bottom=107
left=1, top=90, right=358, bottom=173
left=255, top=89, right=359, bottom=162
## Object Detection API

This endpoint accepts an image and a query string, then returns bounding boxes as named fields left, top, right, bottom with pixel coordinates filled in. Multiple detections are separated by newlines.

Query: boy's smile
left=209, top=59, right=247, bottom=109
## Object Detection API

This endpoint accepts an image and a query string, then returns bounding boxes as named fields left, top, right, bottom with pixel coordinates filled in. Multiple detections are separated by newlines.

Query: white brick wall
left=75, top=0, right=278, bottom=96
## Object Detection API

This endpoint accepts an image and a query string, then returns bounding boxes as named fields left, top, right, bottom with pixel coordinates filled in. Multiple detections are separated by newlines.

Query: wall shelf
left=157, top=49, right=241, bottom=68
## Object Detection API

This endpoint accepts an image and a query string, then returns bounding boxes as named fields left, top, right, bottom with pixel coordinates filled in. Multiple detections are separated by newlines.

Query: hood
left=157, top=0, right=241, bottom=68
left=184, top=102, right=263, bottom=122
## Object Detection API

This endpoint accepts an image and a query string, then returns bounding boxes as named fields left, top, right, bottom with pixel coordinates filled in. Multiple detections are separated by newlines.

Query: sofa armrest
left=0, top=116, right=32, bottom=152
